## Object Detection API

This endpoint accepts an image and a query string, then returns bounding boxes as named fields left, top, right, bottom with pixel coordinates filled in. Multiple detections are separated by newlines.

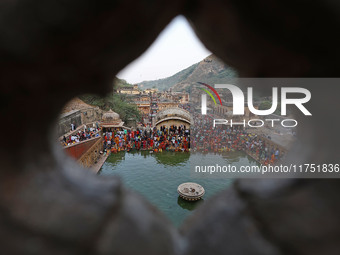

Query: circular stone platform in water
left=177, top=182, right=205, bottom=201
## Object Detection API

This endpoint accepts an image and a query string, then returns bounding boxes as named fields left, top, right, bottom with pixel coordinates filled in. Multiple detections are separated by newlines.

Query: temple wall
left=58, top=110, right=83, bottom=137
left=58, top=107, right=102, bottom=137
left=64, top=137, right=101, bottom=160
left=78, top=137, right=104, bottom=168
left=156, top=119, right=190, bottom=129
left=80, top=107, right=103, bottom=125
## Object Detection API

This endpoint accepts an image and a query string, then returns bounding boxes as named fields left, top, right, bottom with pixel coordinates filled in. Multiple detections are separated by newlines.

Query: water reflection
left=220, top=150, right=258, bottom=164
left=99, top=151, right=254, bottom=226
left=154, top=151, right=190, bottom=166
left=105, top=151, right=126, bottom=167
left=177, top=196, right=204, bottom=211
left=105, top=150, right=191, bottom=169
left=105, top=150, right=255, bottom=168
left=221, top=152, right=241, bottom=163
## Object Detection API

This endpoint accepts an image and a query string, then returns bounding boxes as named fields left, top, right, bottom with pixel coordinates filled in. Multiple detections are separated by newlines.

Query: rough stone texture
left=1, top=0, right=340, bottom=255
left=185, top=0, right=340, bottom=77
left=58, top=110, right=83, bottom=137
left=236, top=179, right=340, bottom=255
left=77, top=137, right=103, bottom=168
left=64, top=137, right=101, bottom=160
left=180, top=189, right=281, bottom=255
left=0, top=1, right=184, bottom=254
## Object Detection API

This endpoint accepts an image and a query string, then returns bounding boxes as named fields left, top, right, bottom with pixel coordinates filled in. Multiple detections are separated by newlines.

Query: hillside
left=79, top=77, right=140, bottom=122
left=114, top=77, right=133, bottom=88
left=137, top=62, right=199, bottom=91
left=137, top=54, right=237, bottom=92
left=63, top=77, right=133, bottom=114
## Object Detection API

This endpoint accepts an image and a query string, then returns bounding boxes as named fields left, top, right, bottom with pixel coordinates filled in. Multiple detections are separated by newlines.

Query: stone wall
left=78, top=137, right=103, bottom=168
left=58, top=107, right=102, bottom=137
left=80, top=107, right=103, bottom=126
left=64, top=137, right=101, bottom=160
left=58, top=110, right=83, bottom=137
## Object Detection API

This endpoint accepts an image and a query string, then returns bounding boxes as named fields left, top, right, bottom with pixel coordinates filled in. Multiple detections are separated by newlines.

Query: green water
left=99, top=151, right=257, bottom=226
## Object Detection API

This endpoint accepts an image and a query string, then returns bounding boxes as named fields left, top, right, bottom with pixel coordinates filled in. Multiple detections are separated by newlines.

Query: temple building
left=100, top=109, right=128, bottom=132
left=155, top=107, right=193, bottom=129
left=117, top=84, right=140, bottom=95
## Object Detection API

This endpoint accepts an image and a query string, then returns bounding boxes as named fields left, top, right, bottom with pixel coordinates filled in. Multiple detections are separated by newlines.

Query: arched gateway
left=155, top=107, right=193, bottom=129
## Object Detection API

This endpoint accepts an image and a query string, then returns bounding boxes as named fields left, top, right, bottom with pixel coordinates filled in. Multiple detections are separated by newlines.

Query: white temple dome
left=102, top=109, right=120, bottom=121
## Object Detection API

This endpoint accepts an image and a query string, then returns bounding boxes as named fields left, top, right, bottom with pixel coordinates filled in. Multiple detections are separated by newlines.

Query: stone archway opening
left=53, top=14, right=304, bottom=232
left=1, top=2, right=340, bottom=255
left=53, top=13, right=303, bottom=220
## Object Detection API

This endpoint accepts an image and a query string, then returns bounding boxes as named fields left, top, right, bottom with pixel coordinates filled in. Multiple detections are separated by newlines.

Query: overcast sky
left=117, top=16, right=211, bottom=84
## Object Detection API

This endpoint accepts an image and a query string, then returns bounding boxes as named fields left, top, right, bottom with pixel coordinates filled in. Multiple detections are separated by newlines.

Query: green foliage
left=259, top=100, right=281, bottom=115
left=80, top=77, right=139, bottom=122
left=113, top=77, right=133, bottom=88
left=259, top=101, right=272, bottom=110
left=79, top=93, right=140, bottom=122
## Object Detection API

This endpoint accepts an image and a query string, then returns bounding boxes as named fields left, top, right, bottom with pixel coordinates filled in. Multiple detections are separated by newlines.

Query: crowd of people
left=190, top=112, right=284, bottom=164
left=103, top=124, right=190, bottom=153
left=61, top=126, right=100, bottom=146
left=102, top=110, right=284, bottom=165
left=61, top=104, right=285, bottom=165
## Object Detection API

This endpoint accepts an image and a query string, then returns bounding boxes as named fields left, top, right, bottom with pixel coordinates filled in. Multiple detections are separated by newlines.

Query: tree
left=259, top=100, right=281, bottom=115
left=79, top=93, right=140, bottom=122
